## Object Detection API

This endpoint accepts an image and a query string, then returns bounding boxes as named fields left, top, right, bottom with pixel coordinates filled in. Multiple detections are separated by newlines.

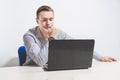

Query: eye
left=42, top=19, right=47, bottom=22
left=49, top=18, right=54, bottom=21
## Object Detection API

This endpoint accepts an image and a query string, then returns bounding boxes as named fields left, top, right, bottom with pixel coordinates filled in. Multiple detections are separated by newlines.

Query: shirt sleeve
left=93, top=51, right=103, bottom=61
left=23, top=34, right=47, bottom=67
left=59, top=30, right=73, bottom=39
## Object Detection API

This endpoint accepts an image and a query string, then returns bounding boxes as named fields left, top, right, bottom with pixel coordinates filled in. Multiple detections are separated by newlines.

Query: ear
left=36, top=18, right=39, bottom=24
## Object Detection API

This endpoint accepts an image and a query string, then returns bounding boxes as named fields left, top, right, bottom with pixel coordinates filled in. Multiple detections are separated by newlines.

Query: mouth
left=45, top=25, right=52, bottom=29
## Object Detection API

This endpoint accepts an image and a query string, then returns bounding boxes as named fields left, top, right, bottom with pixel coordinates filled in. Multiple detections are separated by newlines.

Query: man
left=23, top=5, right=117, bottom=66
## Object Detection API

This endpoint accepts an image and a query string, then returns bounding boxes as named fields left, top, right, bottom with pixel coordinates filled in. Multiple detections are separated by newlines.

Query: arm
left=93, top=51, right=117, bottom=62
left=23, top=34, right=48, bottom=67
left=93, top=51, right=103, bottom=61
left=51, top=29, right=117, bottom=62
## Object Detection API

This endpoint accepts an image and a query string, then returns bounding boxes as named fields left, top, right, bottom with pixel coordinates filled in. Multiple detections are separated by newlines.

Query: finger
left=111, top=58, right=117, bottom=61
left=109, top=57, right=117, bottom=61
left=107, top=59, right=113, bottom=62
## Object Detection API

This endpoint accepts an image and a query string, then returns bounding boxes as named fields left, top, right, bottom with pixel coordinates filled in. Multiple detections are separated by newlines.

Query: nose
left=46, top=20, right=50, bottom=25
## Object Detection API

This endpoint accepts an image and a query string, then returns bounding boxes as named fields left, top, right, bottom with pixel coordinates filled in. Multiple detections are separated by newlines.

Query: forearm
left=23, top=35, right=47, bottom=67
left=28, top=44, right=47, bottom=66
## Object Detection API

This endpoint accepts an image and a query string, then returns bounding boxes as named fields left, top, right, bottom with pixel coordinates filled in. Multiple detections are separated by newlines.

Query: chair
left=18, top=46, right=26, bottom=66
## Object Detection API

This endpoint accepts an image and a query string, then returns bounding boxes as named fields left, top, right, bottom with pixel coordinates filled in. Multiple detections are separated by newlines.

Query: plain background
left=0, top=0, right=120, bottom=66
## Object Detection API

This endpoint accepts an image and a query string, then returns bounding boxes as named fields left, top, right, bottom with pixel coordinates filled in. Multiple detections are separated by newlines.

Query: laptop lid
left=46, top=39, right=95, bottom=71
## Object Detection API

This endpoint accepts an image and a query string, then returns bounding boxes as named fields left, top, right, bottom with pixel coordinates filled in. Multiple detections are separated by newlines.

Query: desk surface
left=0, top=61, right=120, bottom=80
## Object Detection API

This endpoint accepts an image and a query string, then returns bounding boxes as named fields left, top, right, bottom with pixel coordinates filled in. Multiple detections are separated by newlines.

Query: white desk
left=0, top=61, right=120, bottom=80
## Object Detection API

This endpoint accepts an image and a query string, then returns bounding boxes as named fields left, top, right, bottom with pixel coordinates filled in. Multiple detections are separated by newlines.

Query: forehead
left=39, top=11, right=54, bottom=18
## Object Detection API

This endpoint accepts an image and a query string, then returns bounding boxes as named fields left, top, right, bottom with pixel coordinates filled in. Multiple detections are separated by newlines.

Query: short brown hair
left=36, top=5, right=54, bottom=18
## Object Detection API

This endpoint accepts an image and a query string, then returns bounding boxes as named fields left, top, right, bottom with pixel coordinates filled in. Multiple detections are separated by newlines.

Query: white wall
left=0, top=0, right=120, bottom=66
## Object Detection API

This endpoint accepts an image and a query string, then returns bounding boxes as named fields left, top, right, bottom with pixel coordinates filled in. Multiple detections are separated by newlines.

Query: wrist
left=48, top=37, right=55, bottom=41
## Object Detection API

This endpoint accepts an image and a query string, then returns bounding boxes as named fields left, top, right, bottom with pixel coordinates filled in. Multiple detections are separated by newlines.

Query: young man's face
left=36, top=11, right=54, bottom=29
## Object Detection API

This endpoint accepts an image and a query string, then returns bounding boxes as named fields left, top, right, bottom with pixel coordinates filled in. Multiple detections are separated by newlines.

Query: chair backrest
left=18, top=46, right=26, bottom=66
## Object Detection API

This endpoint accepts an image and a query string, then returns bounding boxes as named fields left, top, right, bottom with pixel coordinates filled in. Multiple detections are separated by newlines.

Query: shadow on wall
left=2, top=57, right=19, bottom=67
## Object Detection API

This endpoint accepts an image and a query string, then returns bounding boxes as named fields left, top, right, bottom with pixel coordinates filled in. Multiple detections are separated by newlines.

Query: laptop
left=44, top=39, right=95, bottom=71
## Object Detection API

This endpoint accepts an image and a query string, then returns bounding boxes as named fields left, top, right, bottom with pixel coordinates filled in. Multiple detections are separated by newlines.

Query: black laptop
left=44, top=39, right=95, bottom=71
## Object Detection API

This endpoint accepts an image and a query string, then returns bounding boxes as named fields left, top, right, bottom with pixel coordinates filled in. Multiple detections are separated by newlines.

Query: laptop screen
left=46, top=39, right=95, bottom=71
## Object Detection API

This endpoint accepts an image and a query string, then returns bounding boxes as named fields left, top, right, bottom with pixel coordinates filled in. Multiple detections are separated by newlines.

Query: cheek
left=49, top=21, right=54, bottom=25
left=38, top=21, right=44, bottom=25
left=42, top=22, right=46, bottom=26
